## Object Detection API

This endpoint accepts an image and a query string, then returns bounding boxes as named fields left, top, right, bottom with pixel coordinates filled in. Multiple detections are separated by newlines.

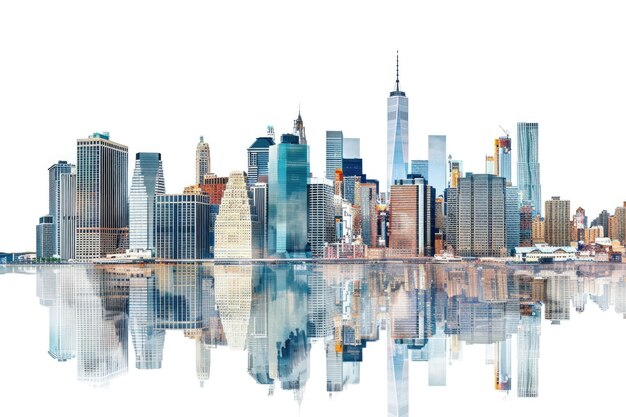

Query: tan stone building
left=544, top=196, right=570, bottom=246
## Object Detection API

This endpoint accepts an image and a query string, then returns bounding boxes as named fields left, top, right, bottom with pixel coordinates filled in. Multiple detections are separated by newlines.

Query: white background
left=1, top=0, right=626, bottom=251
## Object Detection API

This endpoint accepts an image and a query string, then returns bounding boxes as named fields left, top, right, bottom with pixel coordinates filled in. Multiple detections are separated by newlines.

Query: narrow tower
left=196, top=136, right=211, bottom=185
left=387, top=51, right=409, bottom=192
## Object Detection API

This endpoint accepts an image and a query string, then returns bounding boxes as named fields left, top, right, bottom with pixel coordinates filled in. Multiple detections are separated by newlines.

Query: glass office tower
left=517, top=122, right=542, bottom=215
left=428, top=135, right=446, bottom=196
left=48, top=161, right=74, bottom=256
left=129, top=152, right=165, bottom=251
left=387, top=52, right=409, bottom=192
left=268, top=134, right=310, bottom=257
left=325, top=131, right=343, bottom=181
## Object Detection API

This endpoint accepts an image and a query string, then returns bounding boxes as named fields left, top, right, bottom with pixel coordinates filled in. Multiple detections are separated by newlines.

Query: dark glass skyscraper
left=517, top=122, right=541, bottom=215
left=247, top=136, right=275, bottom=186
left=268, top=133, right=310, bottom=258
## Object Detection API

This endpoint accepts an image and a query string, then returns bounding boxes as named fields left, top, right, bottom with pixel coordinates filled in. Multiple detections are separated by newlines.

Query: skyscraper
left=48, top=161, right=74, bottom=256
left=307, top=178, right=335, bottom=258
left=247, top=135, right=275, bottom=186
left=448, top=174, right=506, bottom=257
left=250, top=183, right=268, bottom=258
left=505, top=187, right=521, bottom=255
left=214, top=171, right=253, bottom=259
left=343, top=137, right=360, bottom=158
left=268, top=132, right=310, bottom=258
left=154, top=194, right=211, bottom=259
left=196, top=136, right=211, bottom=185
left=36, top=215, right=54, bottom=259
left=325, top=131, right=343, bottom=181
left=494, top=135, right=512, bottom=186
left=544, top=196, right=570, bottom=246
left=389, top=177, right=435, bottom=256
left=76, top=132, right=129, bottom=260
left=387, top=52, right=409, bottom=191
left=129, top=153, right=165, bottom=251
left=428, top=135, right=446, bottom=196
left=517, top=122, right=542, bottom=215
left=410, top=160, right=428, bottom=180
left=58, top=169, right=77, bottom=260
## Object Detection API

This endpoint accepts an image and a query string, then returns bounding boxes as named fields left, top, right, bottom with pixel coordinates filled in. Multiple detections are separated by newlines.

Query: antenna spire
left=395, top=50, right=400, bottom=92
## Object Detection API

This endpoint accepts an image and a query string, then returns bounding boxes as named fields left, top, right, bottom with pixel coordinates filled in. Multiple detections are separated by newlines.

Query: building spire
left=395, top=50, right=400, bottom=92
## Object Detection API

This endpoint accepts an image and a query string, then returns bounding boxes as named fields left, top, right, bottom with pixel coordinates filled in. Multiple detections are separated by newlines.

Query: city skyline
left=2, top=1, right=626, bottom=251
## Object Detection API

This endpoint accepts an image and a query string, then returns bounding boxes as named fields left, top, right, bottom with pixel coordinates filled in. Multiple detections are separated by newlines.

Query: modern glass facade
left=387, top=90, right=409, bottom=192
left=76, top=132, right=129, bottom=260
left=495, top=136, right=512, bottom=186
left=268, top=134, right=310, bottom=257
left=505, top=186, right=521, bottom=255
left=58, top=171, right=77, bottom=260
left=343, top=137, right=360, bottom=159
left=154, top=194, right=211, bottom=259
left=247, top=137, right=275, bottom=186
left=517, top=122, right=541, bottom=215
left=410, top=159, right=428, bottom=180
left=48, top=161, right=74, bottom=257
left=428, top=135, right=446, bottom=196
left=129, top=152, right=165, bottom=251
left=325, top=131, right=343, bottom=181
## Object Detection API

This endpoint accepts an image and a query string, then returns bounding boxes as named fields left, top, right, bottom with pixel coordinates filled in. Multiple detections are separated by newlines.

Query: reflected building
left=387, top=336, right=409, bottom=417
left=517, top=303, right=541, bottom=397
left=74, top=266, right=129, bottom=385
left=248, top=269, right=275, bottom=387
left=129, top=269, right=165, bottom=369
left=48, top=266, right=76, bottom=361
left=154, top=264, right=204, bottom=329
left=215, top=265, right=252, bottom=349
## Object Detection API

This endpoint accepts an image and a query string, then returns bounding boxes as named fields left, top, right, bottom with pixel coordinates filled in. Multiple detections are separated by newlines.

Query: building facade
left=517, top=122, right=542, bottom=215
left=76, top=132, right=129, bottom=260
left=129, top=152, right=165, bottom=251
left=154, top=194, right=210, bottom=259
left=411, top=160, right=429, bottom=181
left=428, top=135, right=446, bottom=197
left=195, top=136, right=211, bottom=185
left=48, top=161, right=75, bottom=256
left=325, top=131, right=343, bottom=181
left=247, top=136, right=275, bottom=186
left=388, top=177, right=435, bottom=256
left=36, top=215, right=54, bottom=259
left=58, top=171, right=77, bottom=260
left=448, top=174, right=506, bottom=257
left=544, top=196, right=570, bottom=247
left=214, top=171, right=253, bottom=259
left=268, top=133, right=310, bottom=257
left=307, top=178, right=335, bottom=258
left=387, top=53, right=409, bottom=191
left=505, top=187, right=521, bottom=255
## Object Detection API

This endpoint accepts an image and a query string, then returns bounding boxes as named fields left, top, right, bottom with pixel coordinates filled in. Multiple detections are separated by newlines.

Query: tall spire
left=396, top=50, right=400, bottom=92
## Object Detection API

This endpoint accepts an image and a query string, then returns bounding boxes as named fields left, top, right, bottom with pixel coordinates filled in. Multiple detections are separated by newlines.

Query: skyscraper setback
left=517, top=122, right=542, bottom=215
left=196, top=136, right=211, bottom=185
left=76, top=132, right=129, bottom=260
left=129, top=153, right=165, bottom=251
left=387, top=52, right=409, bottom=191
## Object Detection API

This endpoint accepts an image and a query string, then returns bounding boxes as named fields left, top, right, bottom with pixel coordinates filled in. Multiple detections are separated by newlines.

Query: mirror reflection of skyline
left=33, top=262, right=626, bottom=414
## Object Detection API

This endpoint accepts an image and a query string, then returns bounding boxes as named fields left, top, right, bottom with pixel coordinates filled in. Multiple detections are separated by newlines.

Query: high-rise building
left=389, top=177, right=435, bottom=256
left=505, top=187, right=521, bottom=255
left=494, top=135, right=512, bottom=186
left=268, top=132, right=310, bottom=257
left=247, top=134, right=275, bottom=186
left=448, top=158, right=463, bottom=188
left=485, top=156, right=495, bottom=175
left=58, top=170, right=77, bottom=260
left=342, top=158, right=363, bottom=179
left=343, top=137, right=360, bottom=159
left=198, top=174, right=228, bottom=205
left=325, top=131, right=343, bottom=181
left=76, top=132, right=129, bottom=260
left=428, top=135, right=446, bottom=197
left=129, top=153, right=165, bottom=251
left=387, top=52, right=409, bottom=191
left=36, top=215, right=54, bottom=259
left=531, top=215, right=545, bottom=244
left=591, top=210, right=610, bottom=234
left=448, top=174, right=506, bottom=257
left=359, top=182, right=378, bottom=247
left=154, top=194, right=210, bottom=259
left=250, top=183, right=268, bottom=258
left=544, top=196, right=570, bottom=246
left=307, top=178, right=335, bottom=258
left=195, top=136, right=211, bottom=185
left=48, top=161, right=74, bottom=256
left=214, top=171, right=253, bottom=259
left=517, top=123, right=542, bottom=215
left=410, top=160, right=428, bottom=180
left=520, top=205, right=533, bottom=247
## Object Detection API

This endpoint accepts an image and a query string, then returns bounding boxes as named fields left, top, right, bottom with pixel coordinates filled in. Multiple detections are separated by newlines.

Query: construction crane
left=498, top=125, right=510, bottom=138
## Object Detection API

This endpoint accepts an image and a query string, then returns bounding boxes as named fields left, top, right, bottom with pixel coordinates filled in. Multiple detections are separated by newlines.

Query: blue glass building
left=268, top=134, right=310, bottom=258
left=387, top=53, right=409, bottom=192
left=410, top=160, right=428, bottom=181
left=247, top=136, right=275, bottom=186
left=129, top=152, right=165, bottom=252
left=428, top=135, right=446, bottom=197
left=517, top=122, right=542, bottom=216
